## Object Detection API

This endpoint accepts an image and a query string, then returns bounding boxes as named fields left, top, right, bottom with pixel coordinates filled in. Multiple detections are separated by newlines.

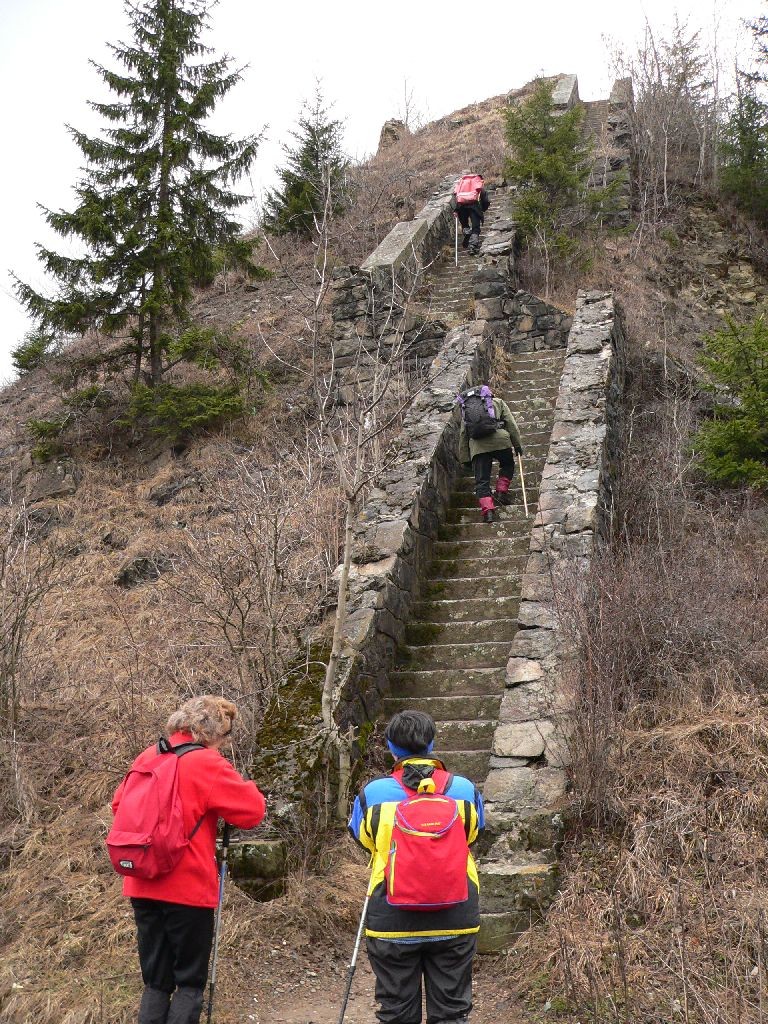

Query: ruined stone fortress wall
left=322, top=74, right=630, bottom=947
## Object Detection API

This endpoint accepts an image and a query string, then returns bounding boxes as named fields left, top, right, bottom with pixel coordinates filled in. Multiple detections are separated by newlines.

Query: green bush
left=719, top=80, right=768, bottom=226
left=11, top=330, right=60, bottom=374
left=26, top=417, right=67, bottom=462
left=62, top=385, right=113, bottom=412
left=692, top=315, right=768, bottom=488
left=123, top=382, right=244, bottom=440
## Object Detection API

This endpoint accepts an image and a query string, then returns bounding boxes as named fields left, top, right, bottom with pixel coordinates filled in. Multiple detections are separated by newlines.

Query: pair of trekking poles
left=205, top=823, right=231, bottom=1024
left=209, top=821, right=364, bottom=1024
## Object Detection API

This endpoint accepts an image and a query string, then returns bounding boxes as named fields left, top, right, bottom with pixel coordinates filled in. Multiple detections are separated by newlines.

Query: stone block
left=474, top=297, right=503, bottom=320
left=27, top=461, right=79, bottom=503
left=478, top=911, right=534, bottom=954
left=517, top=600, right=558, bottom=630
left=493, top=719, right=554, bottom=758
left=479, top=862, right=559, bottom=915
left=483, top=765, right=566, bottom=810
left=506, top=657, right=543, bottom=685
left=509, top=627, right=555, bottom=660
left=499, top=680, right=566, bottom=723
left=552, top=74, right=579, bottom=109
left=228, top=840, right=286, bottom=880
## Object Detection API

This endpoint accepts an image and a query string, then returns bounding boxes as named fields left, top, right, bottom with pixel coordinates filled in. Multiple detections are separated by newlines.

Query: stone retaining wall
left=479, top=290, right=626, bottom=947
left=333, top=270, right=572, bottom=730
left=330, top=177, right=459, bottom=378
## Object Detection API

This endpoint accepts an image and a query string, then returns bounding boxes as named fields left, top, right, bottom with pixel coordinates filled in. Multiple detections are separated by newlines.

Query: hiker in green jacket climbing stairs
left=457, top=385, right=524, bottom=523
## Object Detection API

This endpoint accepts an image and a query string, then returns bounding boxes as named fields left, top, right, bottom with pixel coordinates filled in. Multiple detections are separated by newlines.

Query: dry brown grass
left=501, top=232, right=768, bottom=1020
left=4, top=77, right=766, bottom=1023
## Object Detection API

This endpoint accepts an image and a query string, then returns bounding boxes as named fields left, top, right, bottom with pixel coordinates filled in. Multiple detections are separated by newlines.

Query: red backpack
left=384, top=770, right=470, bottom=911
left=107, top=737, right=205, bottom=879
left=453, top=174, right=483, bottom=205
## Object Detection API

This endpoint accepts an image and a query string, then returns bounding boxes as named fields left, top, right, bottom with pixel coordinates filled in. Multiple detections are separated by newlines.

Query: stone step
left=445, top=505, right=535, bottom=525
left=422, top=576, right=522, bottom=601
left=435, top=749, right=490, bottom=784
left=444, top=495, right=540, bottom=516
left=399, top=640, right=514, bottom=670
left=478, top=861, right=559, bottom=916
left=382, top=693, right=503, bottom=720
left=434, top=538, right=530, bottom=559
left=428, top=554, right=529, bottom=577
left=413, top=596, right=520, bottom=623
left=439, top=517, right=532, bottom=539
left=454, top=470, right=543, bottom=486
left=404, top=618, right=519, bottom=646
left=437, top=718, right=498, bottom=750
left=390, top=667, right=506, bottom=698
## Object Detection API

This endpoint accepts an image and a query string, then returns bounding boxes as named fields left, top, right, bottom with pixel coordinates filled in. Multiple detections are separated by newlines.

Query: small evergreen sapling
left=719, top=76, right=768, bottom=225
left=263, top=88, right=347, bottom=238
left=504, top=79, right=621, bottom=293
left=693, top=315, right=768, bottom=488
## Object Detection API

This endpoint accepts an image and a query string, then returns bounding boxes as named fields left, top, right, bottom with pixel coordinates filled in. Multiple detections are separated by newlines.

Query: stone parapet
left=357, top=175, right=456, bottom=295
left=552, top=74, right=580, bottom=110
left=478, top=290, right=626, bottom=949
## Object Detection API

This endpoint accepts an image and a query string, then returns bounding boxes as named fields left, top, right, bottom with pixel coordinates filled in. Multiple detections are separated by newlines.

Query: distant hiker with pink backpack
left=457, top=384, right=524, bottom=523
left=451, top=172, right=490, bottom=255
left=109, top=695, right=266, bottom=1024
left=347, top=710, right=484, bottom=1024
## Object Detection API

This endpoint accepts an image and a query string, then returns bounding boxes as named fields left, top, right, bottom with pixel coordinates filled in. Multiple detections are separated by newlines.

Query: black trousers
left=456, top=207, right=483, bottom=246
left=132, top=898, right=214, bottom=992
left=366, top=935, right=476, bottom=1024
left=472, top=449, right=515, bottom=500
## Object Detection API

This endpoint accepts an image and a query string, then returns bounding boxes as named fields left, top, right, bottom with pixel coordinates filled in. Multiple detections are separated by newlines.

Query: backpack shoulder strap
left=173, top=742, right=206, bottom=758
left=433, top=770, right=454, bottom=795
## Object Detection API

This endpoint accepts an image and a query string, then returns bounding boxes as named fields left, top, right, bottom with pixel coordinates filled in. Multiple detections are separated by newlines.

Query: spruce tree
left=693, top=315, right=768, bottom=488
left=720, top=77, right=768, bottom=225
left=263, top=89, right=347, bottom=237
left=14, top=0, right=261, bottom=387
left=505, top=79, right=619, bottom=293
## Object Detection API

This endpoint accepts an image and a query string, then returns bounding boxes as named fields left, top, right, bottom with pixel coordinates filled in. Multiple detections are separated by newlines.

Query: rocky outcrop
left=378, top=118, right=408, bottom=152
left=115, top=552, right=174, bottom=588
left=25, top=460, right=79, bottom=503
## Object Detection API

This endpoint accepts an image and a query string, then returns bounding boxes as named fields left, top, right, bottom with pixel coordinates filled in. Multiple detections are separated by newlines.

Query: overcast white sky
left=0, top=0, right=756, bottom=383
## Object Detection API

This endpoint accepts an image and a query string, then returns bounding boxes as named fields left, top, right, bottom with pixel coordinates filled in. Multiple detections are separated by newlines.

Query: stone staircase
left=383, top=346, right=566, bottom=784
left=582, top=99, right=609, bottom=143
left=416, top=187, right=516, bottom=322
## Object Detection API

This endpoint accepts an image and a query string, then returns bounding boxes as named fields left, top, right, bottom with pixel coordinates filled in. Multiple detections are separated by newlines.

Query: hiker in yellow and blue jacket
left=348, top=710, right=484, bottom=1024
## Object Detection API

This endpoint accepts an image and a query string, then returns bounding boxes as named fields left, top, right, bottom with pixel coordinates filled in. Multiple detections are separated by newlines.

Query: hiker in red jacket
left=111, top=695, right=266, bottom=1024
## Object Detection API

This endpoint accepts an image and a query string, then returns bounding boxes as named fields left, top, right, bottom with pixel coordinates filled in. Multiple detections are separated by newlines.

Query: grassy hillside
left=1, top=75, right=768, bottom=1023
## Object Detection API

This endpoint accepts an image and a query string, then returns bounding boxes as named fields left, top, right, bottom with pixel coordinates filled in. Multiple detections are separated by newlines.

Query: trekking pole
left=337, top=893, right=370, bottom=1024
left=518, top=453, right=529, bottom=518
left=454, top=214, right=458, bottom=267
left=207, top=823, right=232, bottom=1024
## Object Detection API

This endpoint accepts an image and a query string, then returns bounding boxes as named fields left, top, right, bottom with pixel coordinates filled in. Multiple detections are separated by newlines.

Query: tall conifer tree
left=14, top=0, right=260, bottom=386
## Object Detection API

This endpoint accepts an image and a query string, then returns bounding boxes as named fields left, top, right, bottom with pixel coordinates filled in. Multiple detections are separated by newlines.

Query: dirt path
left=218, top=943, right=528, bottom=1024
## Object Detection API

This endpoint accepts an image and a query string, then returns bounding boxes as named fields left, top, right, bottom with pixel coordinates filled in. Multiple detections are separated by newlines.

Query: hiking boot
left=479, top=495, right=495, bottom=523
left=494, top=475, right=513, bottom=505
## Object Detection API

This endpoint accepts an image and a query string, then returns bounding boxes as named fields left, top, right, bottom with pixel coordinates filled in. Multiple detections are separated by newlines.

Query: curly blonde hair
left=166, top=695, right=237, bottom=746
